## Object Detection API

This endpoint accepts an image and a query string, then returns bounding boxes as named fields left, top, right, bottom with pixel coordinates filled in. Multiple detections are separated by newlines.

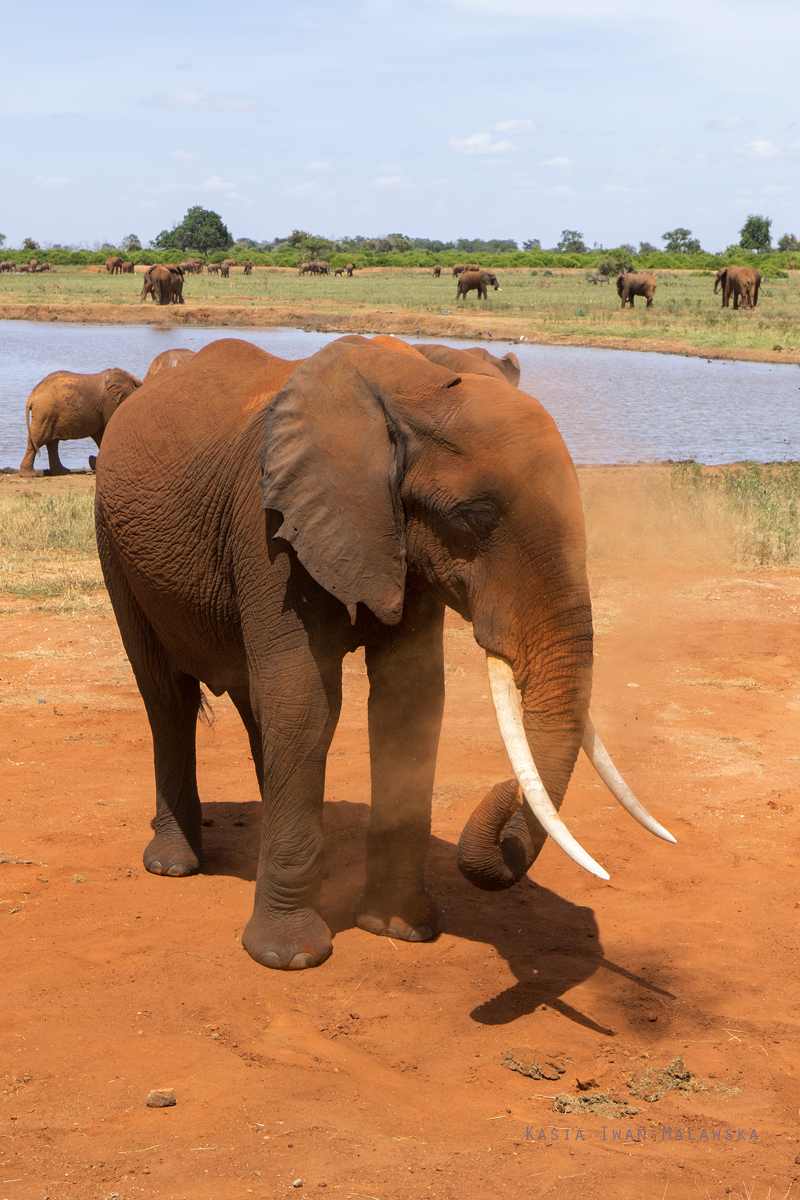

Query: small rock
left=576, top=1077, right=598, bottom=1091
left=74, top=875, right=85, bottom=884
left=201, top=817, right=214, bottom=827
left=146, top=1089, right=176, bottom=1108
left=232, top=819, right=247, bottom=827
left=292, top=1181, right=303, bottom=1189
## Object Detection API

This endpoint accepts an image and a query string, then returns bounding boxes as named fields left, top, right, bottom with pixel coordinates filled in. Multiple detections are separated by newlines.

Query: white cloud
left=170, top=150, right=197, bottom=163
left=32, top=175, right=72, bottom=188
left=494, top=118, right=536, bottom=134
left=198, top=175, right=235, bottom=190
left=146, top=91, right=259, bottom=113
left=449, top=132, right=516, bottom=155
left=736, top=139, right=779, bottom=159
left=706, top=116, right=745, bottom=131
left=372, top=172, right=413, bottom=190
left=304, top=160, right=332, bottom=173
left=540, top=156, right=572, bottom=169
left=285, top=181, right=334, bottom=199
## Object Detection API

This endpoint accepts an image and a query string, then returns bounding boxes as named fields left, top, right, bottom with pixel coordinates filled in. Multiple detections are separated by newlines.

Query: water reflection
left=1, top=320, right=798, bottom=468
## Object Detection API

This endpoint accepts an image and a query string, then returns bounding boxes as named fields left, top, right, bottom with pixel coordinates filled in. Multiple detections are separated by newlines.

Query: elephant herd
left=20, top=332, right=677, bottom=975
left=1, top=258, right=53, bottom=274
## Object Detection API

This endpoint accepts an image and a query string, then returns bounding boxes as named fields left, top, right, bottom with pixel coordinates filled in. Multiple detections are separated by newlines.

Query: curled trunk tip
left=457, top=779, right=537, bottom=891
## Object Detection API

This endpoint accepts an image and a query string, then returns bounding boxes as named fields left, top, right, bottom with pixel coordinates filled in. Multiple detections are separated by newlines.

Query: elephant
left=714, top=266, right=761, bottom=310
left=140, top=264, right=184, bottom=305
left=20, top=368, right=142, bottom=476
left=0, top=261, right=14, bottom=272
left=243, top=260, right=253, bottom=276
left=617, top=272, right=657, bottom=309
left=334, top=267, right=344, bottom=277
left=16, top=265, right=30, bottom=274
left=121, top=262, right=134, bottom=274
left=94, top=334, right=673, bottom=971
left=219, top=263, right=230, bottom=278
left=414, top=343, right=520, bottom=387
left=456, top=269, right=499, bottom=301
left=207, top=263, right=221, bottom=275
left=29, top=259, right=39, bottom=271
left=346, top=263, right=355, bottom=277
left=433, top=265, right=441, bottom=278
left=105, top=257, right=123, bottom=275
left=143, top=348, right=197, bottom=383
left=298, top=262, right=315, bottom=276
left=452, top=264, right=478, bottom=277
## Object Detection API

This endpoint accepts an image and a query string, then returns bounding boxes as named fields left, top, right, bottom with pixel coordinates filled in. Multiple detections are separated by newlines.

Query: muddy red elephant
left=95, top=335, right=673, bottom=971
left=140, top=264, right=184, bottom=305
left=714, top=266, right=761, bottom=309
left=617, top=272, right=657, bottom=309
left=20, top=368, right=142, bottom=476
left=456, top=269, right=499, bottom=301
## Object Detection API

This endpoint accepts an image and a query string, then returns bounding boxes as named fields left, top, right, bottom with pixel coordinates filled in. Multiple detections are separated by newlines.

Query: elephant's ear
left=261, top=340, right=461, bottom=625
left=104, top=370, right=141, bottom=406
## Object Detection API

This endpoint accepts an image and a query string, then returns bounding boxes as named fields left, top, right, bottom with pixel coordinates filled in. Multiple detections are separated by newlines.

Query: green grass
left=2, top=266, right=799, bottom=354
left=671, top=460, right=800, bottom=564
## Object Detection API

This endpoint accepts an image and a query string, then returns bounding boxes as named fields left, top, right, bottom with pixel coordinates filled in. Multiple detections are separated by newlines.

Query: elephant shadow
left=195, top=796, right=671, bottom=1031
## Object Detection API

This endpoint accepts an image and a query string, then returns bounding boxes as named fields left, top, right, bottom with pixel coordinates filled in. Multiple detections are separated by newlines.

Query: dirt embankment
left=1, top=299, right=796, bottom=365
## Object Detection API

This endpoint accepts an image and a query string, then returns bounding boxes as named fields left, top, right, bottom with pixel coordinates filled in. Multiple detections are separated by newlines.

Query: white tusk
left=486, top=652, right=610, bottom=881
left=581, top=718, right=676, bottom=843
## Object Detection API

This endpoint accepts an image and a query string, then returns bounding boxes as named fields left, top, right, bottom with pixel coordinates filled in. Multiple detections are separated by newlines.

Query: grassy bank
left=2, top=267, right=798, bottom=357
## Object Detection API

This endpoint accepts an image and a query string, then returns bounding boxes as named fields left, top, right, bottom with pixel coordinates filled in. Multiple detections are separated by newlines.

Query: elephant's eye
left=443, top=498, right=502, bottom=555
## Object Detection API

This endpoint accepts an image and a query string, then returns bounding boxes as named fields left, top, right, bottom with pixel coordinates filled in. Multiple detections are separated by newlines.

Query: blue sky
left=2, top=0, right=799, bottom=251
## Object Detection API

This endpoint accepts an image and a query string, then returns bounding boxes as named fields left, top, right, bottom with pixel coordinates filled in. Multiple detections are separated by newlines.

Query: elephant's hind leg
left=44, top=440, right=71, bottom=475
left=19, top=435, right=39, bottom=476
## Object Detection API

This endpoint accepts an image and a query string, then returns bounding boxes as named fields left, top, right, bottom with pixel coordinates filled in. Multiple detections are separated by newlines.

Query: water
left=2, top=320, right=799, bottom=469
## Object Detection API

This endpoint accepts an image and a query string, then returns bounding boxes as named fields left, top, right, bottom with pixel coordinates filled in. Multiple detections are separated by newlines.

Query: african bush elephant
left=243, top=260, right=253, bottom=275
left=106, top=257, right=123, bottom=274
left=451, top=264, right=478, bottom=277
left=219, top=263, right=230, bottom=278
left=140, top=264, right=184, bottom=305
left=20, top=368, right=142, bottom=476
left=207, top=263, right=220, bottom=275
left=714, top=266, right=761, bottom=310
left=414, top=343, right=521, bottom=387
left=617, top=271, right=657, bottom=309
left=456, top=269, right=499, bottom=301
left=143, top=348, right=197, bottom=383
left=95, top=334, right=673, bottom=971
left=432, top=265, right=441, bottom=278
left=121, top=262, right=134, bottom=274
left=334, top=267, right=344, bottom=277
left=346, top=263, right=355, bottom=277
left=0, top=262, right=14, bottom=272
left=298, top=263, right=315, bottom=275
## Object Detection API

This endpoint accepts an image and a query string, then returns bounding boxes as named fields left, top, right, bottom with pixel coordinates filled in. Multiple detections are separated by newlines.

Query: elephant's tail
left=25, top=395, right=33, bottom=434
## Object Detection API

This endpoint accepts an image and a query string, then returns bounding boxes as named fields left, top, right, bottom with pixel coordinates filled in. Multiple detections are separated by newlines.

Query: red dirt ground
left=2, top=473, right=800, bottom=1199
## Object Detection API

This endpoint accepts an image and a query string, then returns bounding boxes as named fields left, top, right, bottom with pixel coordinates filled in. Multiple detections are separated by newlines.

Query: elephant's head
left=260, top=337, right=674, bottom=890
left=713, top=268, right=727, bottom=294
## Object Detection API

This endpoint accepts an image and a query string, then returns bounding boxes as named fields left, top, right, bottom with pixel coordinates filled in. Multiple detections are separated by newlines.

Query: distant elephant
left=456, top=269, right=499, bottom=301
left=298, top=263, right=315, bottom=276
left=94, top=334, right=672, bottom=971
left=617, top=271, right=657, bottom=309
left=143, top=348, right=197, bottom=383
left=334, top=267, right=344, bottom=277
left=207, top=263, right=220, bottom=275
left=106, top=257, right=123, bottom=275
left=222, top=259, right=238, bottom=268
left=140, top=264, right=184, bottom=305
left=29, top=259, right=39, bottom=271
left=714, top=266, right=761, bottom=310
left=415, top=344, right=520, bottom=387
left=316, top=262, right=330, bottom=275
left=242, top=260, right=253, bottom=275
left=20, top=368, right=142, bottom=476
left=219, top=263, right=230, bottom=278
left=452, top=263, right=479, bottom=277
left=0, top=261, right=14, bottom=272
left=346, top=263, right=355, bottom=277
left=121, top=262, right=134, bottom=274
left=432, top=265, right=441, bottom=278
left=17, top=265, right=29, bottom=274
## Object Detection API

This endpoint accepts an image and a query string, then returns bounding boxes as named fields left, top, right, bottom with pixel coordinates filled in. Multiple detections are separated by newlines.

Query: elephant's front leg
left=356, top=588, right=445, bottom=943
left=243, top=651, right=342, bottom=971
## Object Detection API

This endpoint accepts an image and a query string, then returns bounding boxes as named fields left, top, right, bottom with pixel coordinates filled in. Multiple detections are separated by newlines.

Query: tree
left=661, top=228, right=701, bottom=254
left=22, top=237, right=39, bottom=251
left=595, top=249, right=633, bottom=278
left=619, top=243, right=636, bottom=255
left=0, top=233, right=5, bottom=248
left=739, top=214, right=771, bottom=252
left=557, top=230, right=586, bottom=254
left=522, top=238, right=541, bottom=251
left=121, top=234, right=142, bottom=252
left=638, top=241, right=659, bottom=254
left=152, top=206, right=232, bottom=254
left=777, top=233, right=800, bottom=252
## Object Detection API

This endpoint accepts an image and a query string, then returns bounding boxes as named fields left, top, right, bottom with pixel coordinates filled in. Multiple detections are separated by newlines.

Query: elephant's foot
left=19, top=467, right=37, bottom=478
left=143, top=830, right=202, bottom=877
left=242, top=907, right=332, bottom=970
left=88, top=455, right=97, bottom=472
left=355, top=883, right=443, bottom=943
left=44, top=466, right=72, bottom=477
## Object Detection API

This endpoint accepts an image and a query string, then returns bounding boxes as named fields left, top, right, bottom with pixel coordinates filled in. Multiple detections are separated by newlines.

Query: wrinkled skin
left=714, top=266, right=761, bottom=310
left=96, top=335, right=592, bottom=971
left=414, top=343, right=520, bottom=387
left=456, top=270, right=499, bottom=302
left=20, top=368, right=142, bottom=476
left=143, top=348, right=197, bottom=384
left=616, top=271, right=657, bottom=309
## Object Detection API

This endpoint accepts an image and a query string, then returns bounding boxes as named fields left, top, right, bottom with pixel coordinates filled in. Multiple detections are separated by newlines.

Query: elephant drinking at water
left=95, top=335, right=673, bottom=971
left=20, top=368, right=142, bottom=476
